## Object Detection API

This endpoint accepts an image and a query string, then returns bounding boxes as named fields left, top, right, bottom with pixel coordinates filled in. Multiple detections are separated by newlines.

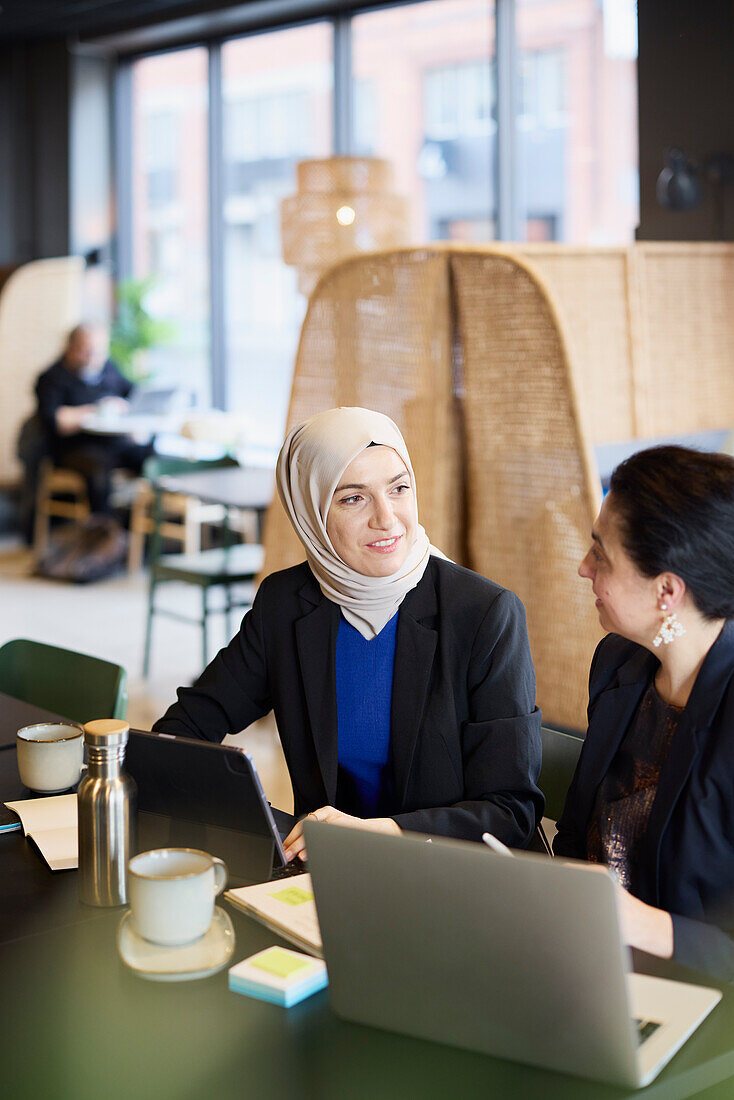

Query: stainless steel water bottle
left=78, top=719, right=137, bottom=906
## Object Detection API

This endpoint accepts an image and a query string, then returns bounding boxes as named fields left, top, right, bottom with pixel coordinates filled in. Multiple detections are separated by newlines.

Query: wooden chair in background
left=141, top=456, right=264, bottom=676
left=33, top=459, right=90, bottom=556
left=127, top=455, right=232, bottom=573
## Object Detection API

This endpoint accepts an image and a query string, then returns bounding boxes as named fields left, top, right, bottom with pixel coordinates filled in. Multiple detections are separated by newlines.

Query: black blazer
left=154, top=557, right=543, bottom=845
left=555, top=622, right=734, bottom=980
left=35, top=359, right=132, bottom=455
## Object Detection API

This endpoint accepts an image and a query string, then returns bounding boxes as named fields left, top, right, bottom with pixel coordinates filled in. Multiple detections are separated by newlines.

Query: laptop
left=125, top=387, right=181, bottom=416
left=304, top=822, right=721, bottom=1089
left=125, top=729, right=297, bottom=885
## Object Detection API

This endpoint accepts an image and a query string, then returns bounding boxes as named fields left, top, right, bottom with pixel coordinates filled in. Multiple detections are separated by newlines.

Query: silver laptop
left=304, top=822, right=721, bottom=1089
left=126, top=387, right=180, bottom=416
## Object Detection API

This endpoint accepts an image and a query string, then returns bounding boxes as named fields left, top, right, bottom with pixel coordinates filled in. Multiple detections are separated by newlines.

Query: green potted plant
left=110, top=276, right=177, bottom=383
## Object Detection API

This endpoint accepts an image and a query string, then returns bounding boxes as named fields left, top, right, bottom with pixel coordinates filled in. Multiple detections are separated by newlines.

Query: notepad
left=229, top=947, right=328, bottom=1006
left=225, top=873, right=322, bottom=957
left=4, top=794, right=78, bottom=871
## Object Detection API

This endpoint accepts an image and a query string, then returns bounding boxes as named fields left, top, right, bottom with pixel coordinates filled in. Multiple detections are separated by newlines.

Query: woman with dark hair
left=555, top=445, right=734, bottom=979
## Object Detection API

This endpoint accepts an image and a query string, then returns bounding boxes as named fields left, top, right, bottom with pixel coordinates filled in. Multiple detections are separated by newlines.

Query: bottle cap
left=83, top=719, right=130, bottom=747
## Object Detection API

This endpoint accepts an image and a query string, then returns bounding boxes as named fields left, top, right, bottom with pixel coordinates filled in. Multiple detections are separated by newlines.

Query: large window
left=130, top=48, right=210, bottom=404
left=517, top=0, right=638, bottom=244
left=120, top=1, right=638, bottom=435
left=222, top=25, right=333, bottom=446
left=352, top=0, right=496, bottom=242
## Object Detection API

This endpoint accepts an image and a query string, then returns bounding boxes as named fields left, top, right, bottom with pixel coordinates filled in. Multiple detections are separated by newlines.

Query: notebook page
left=28, top=825, right=79, bottom=871
left=4, top=796, right=78, bottom=871
left=226, top=873, right=322, bottom=953
left=5, top=794, right=77, bottom=835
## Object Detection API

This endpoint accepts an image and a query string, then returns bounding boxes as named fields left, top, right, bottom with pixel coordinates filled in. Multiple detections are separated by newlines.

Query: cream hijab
left=276, top=407, right=434, bottom=639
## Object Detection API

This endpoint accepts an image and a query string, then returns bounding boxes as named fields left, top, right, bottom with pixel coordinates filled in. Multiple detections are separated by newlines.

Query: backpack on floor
left=36, top=516, right=129, bottom=583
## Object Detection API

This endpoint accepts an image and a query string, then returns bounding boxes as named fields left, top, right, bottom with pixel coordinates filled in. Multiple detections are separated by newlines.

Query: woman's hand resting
left=581, top=863, right=674, bottom=958
left=284, top=806, right=401, bottom=862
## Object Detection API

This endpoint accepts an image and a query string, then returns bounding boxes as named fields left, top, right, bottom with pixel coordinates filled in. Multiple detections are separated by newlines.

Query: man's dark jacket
left=154, top=556, right=544, bottom=846
left=35, top=358, right=132, bottom=456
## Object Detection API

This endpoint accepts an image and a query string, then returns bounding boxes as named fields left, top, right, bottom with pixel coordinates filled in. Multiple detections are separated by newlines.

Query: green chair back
left=142, top=454, right=239, bottom=481
left=0, top=639, right=128, bottom=725
left=540, top=726, right=584, bottom=823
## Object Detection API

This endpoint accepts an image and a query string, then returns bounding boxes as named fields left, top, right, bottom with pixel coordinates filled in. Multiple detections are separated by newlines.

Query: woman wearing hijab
left=154, top=407, right=543, bottom=859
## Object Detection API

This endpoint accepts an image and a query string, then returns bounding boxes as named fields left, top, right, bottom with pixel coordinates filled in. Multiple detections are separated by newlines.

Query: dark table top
left=155, top=465, right=275, bottom=512
left=0, top=748, right=106, bottom=945
left=0, top=690, right=68, bottom=750
left=2, top=707, right=733, bottom=1098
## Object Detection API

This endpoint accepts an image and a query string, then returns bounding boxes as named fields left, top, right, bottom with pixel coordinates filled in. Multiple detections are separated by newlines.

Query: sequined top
left=586, top=681, right=683, bottom=892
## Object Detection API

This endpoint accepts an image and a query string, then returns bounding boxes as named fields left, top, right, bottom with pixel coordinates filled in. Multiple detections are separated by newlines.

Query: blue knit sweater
left=335, top=611, right=398, bottom=816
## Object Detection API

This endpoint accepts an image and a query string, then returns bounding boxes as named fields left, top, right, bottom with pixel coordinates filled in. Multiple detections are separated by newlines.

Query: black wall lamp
left=657, top=147, right=734, bottom=237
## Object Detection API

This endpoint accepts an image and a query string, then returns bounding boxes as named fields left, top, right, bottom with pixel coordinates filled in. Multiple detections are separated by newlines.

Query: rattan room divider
left=260, top=248, right=464, bottom=577
left=259, top=243, right=734, bottom=732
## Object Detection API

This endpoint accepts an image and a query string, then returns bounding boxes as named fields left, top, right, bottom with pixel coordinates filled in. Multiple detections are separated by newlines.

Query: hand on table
left=97, top=396, right=130, bottom=415
left=614, top=882, right=674, bottom=958
left=580, top=863, right=674, bottom=958
left=55, top=404, right=98, bottom=435
left=283, top=806, right=401, bottom=863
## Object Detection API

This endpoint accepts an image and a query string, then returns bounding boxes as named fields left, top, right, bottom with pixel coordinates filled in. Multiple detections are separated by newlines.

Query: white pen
left=481, top=832, right=514, bottom=857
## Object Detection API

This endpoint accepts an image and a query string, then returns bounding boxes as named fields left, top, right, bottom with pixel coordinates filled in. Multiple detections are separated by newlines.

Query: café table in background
left=80, top=409, right=188, bottom=443
left=154, top=464, right=275, bottom=540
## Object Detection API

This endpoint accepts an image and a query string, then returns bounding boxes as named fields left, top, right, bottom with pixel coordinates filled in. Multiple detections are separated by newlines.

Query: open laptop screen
left=126, top=729, right=293, bottom=885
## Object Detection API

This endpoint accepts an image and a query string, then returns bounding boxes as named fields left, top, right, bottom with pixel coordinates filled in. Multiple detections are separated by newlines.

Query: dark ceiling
left=0, top=0, right=251, bottom=41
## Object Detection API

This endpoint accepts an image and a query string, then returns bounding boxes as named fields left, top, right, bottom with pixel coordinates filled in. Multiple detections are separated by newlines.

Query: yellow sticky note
left=251, top=948, right=312, bottom=979
left=270, top=886, right=314, bottom=907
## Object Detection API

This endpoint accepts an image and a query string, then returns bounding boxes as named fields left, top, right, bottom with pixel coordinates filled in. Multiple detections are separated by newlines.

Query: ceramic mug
left=128, top=848, right=228, bottom=946
left=16, top=722, right=84, bottom=793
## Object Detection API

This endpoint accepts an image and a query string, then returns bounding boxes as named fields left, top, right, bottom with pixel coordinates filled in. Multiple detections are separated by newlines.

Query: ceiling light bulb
left=336, top=205, right=356, bottom=226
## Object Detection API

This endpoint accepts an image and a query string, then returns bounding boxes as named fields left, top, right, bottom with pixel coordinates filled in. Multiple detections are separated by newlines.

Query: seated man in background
left=35, top=322, right=152, bottom=515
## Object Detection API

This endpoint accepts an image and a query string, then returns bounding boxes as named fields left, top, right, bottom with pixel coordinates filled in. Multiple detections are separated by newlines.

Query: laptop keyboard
left=270, top=859, right=309, bottom=880
left=634, top=1018, right=662, bottom=1045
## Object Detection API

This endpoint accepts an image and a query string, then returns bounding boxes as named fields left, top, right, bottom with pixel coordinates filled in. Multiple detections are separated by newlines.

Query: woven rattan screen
left=451, top=251, right=603, bottom=732
left=629, top=243, right=734, bottom=437
left=508, top=242, right=734, bottom=444
left=258, top=241, right=734, bottom=731
left=259, top=250, right=462, bottom=579
left=513, top=245, right=636, bottom=444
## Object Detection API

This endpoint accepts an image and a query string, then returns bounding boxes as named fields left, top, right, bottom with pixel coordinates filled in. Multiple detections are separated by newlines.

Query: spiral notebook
left=225, top=873, right=322, bottom=957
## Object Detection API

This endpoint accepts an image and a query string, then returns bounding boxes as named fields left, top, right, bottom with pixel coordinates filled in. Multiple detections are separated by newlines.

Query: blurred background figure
left=34, top=323, right=152, bottom=515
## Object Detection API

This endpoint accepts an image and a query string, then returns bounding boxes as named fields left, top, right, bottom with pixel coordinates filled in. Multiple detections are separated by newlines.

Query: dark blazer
left=35, top=358, right=132, bottom=456
left=555, top=622, right=734, bottom=980
left=154, top=557, right=543, bottom=845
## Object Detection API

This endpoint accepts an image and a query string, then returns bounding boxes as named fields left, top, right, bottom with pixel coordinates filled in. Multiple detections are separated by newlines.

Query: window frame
left=114, top=0, right=634, bottom=409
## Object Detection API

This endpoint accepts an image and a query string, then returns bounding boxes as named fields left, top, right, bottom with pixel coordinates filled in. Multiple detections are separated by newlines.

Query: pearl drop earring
left=653, top=604, right=685, bottom=647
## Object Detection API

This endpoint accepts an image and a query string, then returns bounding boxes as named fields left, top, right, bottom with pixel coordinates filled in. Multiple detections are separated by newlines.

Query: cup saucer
left=117, top=907, right=235, bottom=981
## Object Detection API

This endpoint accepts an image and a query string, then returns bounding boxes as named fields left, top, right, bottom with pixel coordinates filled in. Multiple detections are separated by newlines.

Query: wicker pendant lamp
left=281, top=157, right=412, bottom=297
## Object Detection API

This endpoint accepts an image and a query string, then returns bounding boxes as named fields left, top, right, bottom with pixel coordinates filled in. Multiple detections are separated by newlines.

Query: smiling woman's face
left=325, top=445, right=416, bottom=577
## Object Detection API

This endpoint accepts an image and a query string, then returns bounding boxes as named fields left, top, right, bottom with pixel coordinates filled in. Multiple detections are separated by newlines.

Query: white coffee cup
left=128, top=848, right=228, bottom=946
left=16, top=722, right=84, bottom=793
